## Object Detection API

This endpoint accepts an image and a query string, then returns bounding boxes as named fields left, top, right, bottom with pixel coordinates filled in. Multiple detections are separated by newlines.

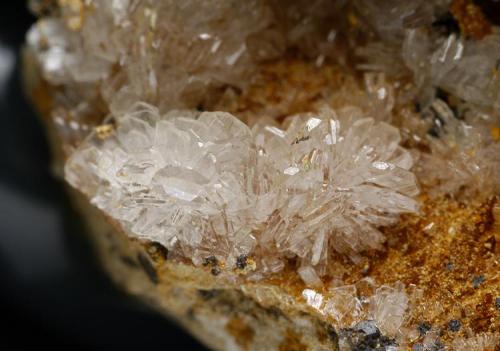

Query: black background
left=0, top=3, right=206, bottom=350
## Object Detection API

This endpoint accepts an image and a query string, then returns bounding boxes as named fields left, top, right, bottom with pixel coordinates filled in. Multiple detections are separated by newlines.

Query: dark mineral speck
left=265, top=306, right=284, bottom=320
left=448, top=319, right=461, bottom=332
left=236, top=254, right=248, bottom=269
left=417, top=322, right=432, bottom=336
left=378, top=335, right=397, bottom=349
left=325, top=325, right=339, bottom=345
left=472, top=275, right=485, bottom=288
left=340, top=321, right=396, bottom=351
left=496, top=297, right=500, bottom=309
left=203, top=255, right=217, bottom=266
left=412, top=343, right=424, bottom=351
left=203, top=255, right=221, bottom=275
left=435, top=87, right=452, bottom=104
left=198, top=289, right=220, bottom=300
left=427, top=125, right=441, bottom=138
left=445, top=262, right=454, bottom=271
left=415, top=102, right=422, bottom=113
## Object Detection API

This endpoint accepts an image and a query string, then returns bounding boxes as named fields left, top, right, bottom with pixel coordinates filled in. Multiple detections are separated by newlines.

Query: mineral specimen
left=24, top=0, right=499, bottom=350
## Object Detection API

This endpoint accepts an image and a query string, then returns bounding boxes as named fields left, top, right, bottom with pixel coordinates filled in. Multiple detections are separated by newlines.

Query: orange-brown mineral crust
left=450, top=0, right=493, bottom=39
left=373, top=196, right=498, bottom=342
left=222, top=58, right=350, bottom=121
left=225, top=317, right=255, bottom=350
left=278, top=329, right=308, bottom=351
left=256, top=196, right=499, bottom=348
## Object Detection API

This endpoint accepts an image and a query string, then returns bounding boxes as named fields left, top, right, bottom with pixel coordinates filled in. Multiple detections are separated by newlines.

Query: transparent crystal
left=298, top=266, right=323, bottom=287
left=451, top=333, right=499, bottom=351
left=323, top=285, right=362, bottom=326
left=302, top=289, right=324, bottom=312
left=66, top=102, right=419, bottom=275
left=369, top=282, right=408, bottom=337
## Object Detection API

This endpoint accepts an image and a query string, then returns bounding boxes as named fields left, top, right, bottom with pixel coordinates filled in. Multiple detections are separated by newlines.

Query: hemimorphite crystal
left=66, top=103, right=419, bottom=278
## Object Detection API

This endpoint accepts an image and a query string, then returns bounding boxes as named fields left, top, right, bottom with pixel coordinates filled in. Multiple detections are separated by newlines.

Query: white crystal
left=66, top=103, right=260, bottom=264
left=298, top=266, right=323, bottom=287
left=451, top=333, right=499, bottom=351
left=256, top=107, right=419, bottom=267
left=369, top=282, right=408, bottom=337
left=66, top=103, right=419, bottom=276
left=302, top=289, right=324, bottom=312
left=28, top=0, right=351, bottom=116
left=323, top=285, right=362, bottom=326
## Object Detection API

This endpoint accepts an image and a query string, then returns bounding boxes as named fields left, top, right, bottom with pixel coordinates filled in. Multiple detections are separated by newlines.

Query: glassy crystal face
left=26, top=0, right=347, bottom=115
left=27, top=0, right=499, bottom=196
left=66, top=102, right=419, bottom=274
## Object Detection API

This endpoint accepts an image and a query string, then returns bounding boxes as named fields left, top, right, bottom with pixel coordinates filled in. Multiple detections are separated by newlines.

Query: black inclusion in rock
left=445, top=262, right=454, bottom=271
left=435, top=88, right=451, bottom=103
left=340, top=320, right=397, bottom=351
left=427, top=125, right=441, bottom=138
left=448, top=319, right=461, bottom=332
left=203, top=255, right=217, bottom=266
left=236, top=254, right=248, bottom=269
left=426, top=110, right=446, bottom=138
left=417, top=322, right=431, bottom=336
left=198, top=289, right=220, bottom=300
left=472, top=275, right=485, bottom=288
left=326, top=325, right=339, bottom=346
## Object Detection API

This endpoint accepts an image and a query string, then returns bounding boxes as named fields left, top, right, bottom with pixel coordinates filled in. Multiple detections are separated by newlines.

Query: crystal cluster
left=27, top=0, right=500, bottom=199
left=301, top=280, right=412, bottom=338
left=26, top=0, right=346, bottom=128
left=451, top=333, right=499, bottom=351
left=353, top=0, right=500, bottom=198
left=415, top=98, right=500, bottom=199
left=66, top=103, right=418, bottom=273
left=355, top=0, right=500, bottom=108
left=26, top=0, right=500, bottom=349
